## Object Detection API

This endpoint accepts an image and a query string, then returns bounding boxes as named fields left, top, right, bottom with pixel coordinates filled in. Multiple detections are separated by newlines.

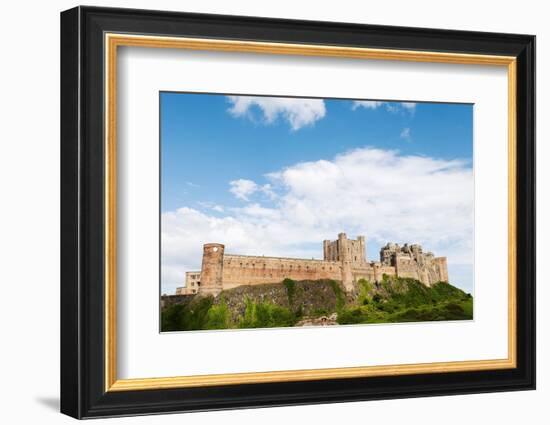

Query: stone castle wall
left=221, top=255, right=342, bottom=290
left=177, top=233, right=449, bottom=296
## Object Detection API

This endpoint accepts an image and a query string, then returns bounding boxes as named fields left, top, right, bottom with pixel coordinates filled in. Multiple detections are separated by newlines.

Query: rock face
left=159, top=294, right=195, bottom=310
left=178, top=233, right=448, bottom=296
left=212, top=279, right=344, bottom=322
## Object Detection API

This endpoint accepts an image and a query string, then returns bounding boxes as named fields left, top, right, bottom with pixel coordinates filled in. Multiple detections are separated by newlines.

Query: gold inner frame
left=104, top=33, right=517, bottom=392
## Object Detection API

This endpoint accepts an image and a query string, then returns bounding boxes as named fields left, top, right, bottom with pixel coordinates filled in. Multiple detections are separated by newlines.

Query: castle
left=175, top=233, right=448, bottom=296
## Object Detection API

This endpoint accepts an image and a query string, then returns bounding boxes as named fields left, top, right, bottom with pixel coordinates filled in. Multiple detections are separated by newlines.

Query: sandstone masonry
left=176, top=233, right=449, bottom=296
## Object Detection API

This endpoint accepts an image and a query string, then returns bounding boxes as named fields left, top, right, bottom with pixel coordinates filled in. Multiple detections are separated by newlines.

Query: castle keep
left=175, top=233, right=448, bottom=296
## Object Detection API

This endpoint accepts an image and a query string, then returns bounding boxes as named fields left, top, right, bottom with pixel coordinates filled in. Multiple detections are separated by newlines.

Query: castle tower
left=357, top=235, right=367, bottom=263
left=338, top=233, right=354, bottom=292
left=323, top=240, right=330, bottom=260
left=434, top=257, right=449, bottom=283
left=200, top=243, right=225, bottom=296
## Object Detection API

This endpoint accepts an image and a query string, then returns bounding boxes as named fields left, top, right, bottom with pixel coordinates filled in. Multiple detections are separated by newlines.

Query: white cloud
left=197, top=201, right=226, bottom=213
left=162, top=148, right=473, bottom=293
left=226, top=96, right=326, bottom=131
left=400, top=127, right=411, bottom=140
left=229, top=179, right=258, bottom=201
left=352, top=100, right=416, bottom=114
left=401, top=102, right=417, bottom=112
left=229, top=179, right=277, bottom=201
left=351, top=100, right=384, bottom=110
left=260, top=183, right=277, bottom=200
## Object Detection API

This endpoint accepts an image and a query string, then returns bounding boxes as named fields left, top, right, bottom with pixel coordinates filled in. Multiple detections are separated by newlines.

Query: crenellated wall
left=221, top=255, right=342, bottom=290
left=176, top=234, right=449, bottom=296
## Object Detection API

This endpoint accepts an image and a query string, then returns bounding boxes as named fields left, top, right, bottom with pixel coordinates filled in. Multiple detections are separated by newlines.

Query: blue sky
left=160, top=92, right=473, bottom=294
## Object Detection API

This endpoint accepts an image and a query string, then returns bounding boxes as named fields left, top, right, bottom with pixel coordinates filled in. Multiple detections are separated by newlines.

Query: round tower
left=200, top=243, right=225, bottom=296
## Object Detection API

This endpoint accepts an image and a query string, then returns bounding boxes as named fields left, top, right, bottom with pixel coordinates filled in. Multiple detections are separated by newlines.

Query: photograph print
left=160, top=92, right=474, bottom=332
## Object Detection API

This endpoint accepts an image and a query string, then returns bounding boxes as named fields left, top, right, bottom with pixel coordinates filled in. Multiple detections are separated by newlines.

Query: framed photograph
left=60, top=6, right=535, bottom=419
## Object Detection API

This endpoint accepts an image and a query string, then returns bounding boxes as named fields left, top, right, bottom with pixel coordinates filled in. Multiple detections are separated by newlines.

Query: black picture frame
left=61, top=5, right=535, bottom=419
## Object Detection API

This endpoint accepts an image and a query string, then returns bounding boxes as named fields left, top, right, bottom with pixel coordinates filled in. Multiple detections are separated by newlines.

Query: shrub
left=283, top=278, right=296, bottom=305
left=160, top=296, right=214, bottom=331
left=311, top=308, right=328, bottom=317
left=161, top=304, right=187, bottom=332
left=239, top=299, right=297, bottom=329
left=204, top=301, right=231, bottom=330
left=328, top=280, right=346, bottom=311
left=337, top=307, right=367, bottom=325
left=357, top=279, right=374, bottom=306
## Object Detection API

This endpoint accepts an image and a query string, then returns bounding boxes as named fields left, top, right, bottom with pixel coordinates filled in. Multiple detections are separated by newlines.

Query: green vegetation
left=204, top=301, right=231, bottom=329
left=239, top=298, right=297, bottom=329
left=357, top=278, right=374, bottom=306
left=161, top=296, right=214, bottom=331
left=328, top=279, right=346, bottom=311
left=283, top=278, right=296, bottom=305
left=161, top=277, right=473, bottom=332
left=337, top=278, right=473, bottom=325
